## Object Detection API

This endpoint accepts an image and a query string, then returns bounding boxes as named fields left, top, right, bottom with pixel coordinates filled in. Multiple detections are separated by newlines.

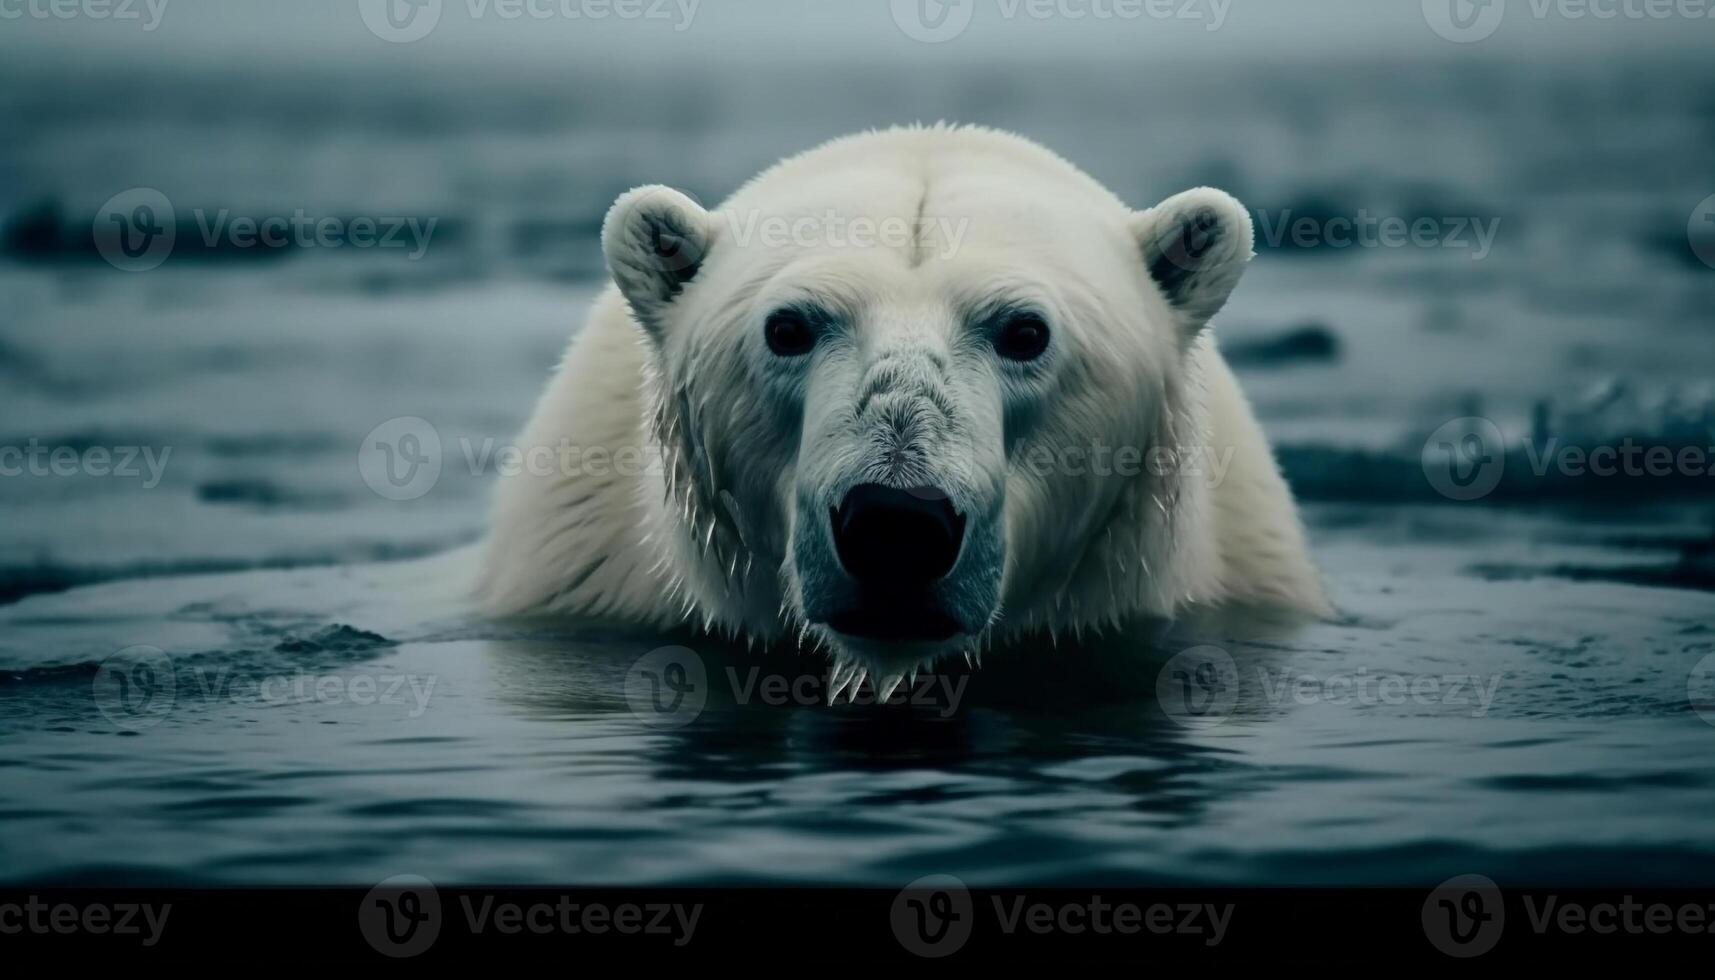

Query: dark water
left=3, top=54, right=1715, bottom=885
left=4, top=545, right=1714, bottom=886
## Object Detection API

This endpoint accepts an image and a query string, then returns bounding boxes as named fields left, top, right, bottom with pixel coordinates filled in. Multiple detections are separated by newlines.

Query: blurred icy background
left=2, top=1, right=1715, bottom=885
left=3, top=0, right=1714, bottom=595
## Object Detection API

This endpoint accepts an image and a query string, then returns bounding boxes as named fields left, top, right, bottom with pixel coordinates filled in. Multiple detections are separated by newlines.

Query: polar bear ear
left=601, top=184, right=714, bottom=340
left=1131, top=188, right=1254, bottom=338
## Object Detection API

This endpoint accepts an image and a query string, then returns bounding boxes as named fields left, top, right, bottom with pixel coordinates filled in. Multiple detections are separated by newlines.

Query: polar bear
left=477, top=125, right=1329, bottom=698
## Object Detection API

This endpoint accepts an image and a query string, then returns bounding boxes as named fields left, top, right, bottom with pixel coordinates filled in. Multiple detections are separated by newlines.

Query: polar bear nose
left=831, top=484, right=966, bottom=589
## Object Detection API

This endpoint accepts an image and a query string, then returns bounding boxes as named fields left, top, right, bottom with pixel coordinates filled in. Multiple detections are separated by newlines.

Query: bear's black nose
left=831, top=484, right=966, bottom=590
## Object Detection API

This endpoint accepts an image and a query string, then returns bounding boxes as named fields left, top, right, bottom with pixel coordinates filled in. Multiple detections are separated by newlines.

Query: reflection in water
left=480, top=624, right=1274, bottom=872
left=4, top=579, right=1715, bottom=885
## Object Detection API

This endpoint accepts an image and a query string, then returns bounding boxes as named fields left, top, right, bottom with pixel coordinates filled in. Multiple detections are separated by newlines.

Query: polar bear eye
left=994, top=312, right=1051, bottom=362
left=764, top=308, right=818, bottom=357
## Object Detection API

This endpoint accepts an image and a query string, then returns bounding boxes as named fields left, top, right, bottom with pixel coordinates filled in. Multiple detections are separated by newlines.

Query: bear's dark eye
left=764, top=308, right=817, bottom=357
left=994, top=312, right=1051, bottom=362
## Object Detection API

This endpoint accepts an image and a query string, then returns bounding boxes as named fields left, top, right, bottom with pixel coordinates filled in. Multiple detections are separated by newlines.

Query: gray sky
left=1, top=0, right=1709, bottom=68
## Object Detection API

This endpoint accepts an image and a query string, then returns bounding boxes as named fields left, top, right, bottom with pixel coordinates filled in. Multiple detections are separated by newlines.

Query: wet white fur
left=476, top=125, right=1329, bottom=696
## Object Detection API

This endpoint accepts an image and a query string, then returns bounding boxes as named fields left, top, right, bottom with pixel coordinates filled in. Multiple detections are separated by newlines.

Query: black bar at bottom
left=2, top=886, right=1713, bottom=962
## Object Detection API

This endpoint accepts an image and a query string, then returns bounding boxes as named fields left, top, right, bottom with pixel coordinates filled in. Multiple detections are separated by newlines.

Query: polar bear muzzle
left=825, top=483, right=968, bottom=641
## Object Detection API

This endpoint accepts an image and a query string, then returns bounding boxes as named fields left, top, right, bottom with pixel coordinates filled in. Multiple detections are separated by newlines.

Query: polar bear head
left=600, top=127, right=1253, bottom=692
